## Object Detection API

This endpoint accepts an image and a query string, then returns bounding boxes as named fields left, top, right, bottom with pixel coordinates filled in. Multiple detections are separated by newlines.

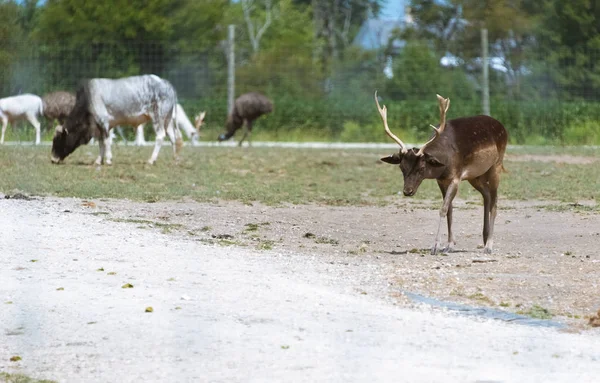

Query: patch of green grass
left=517, top=304, right=554, bottom=320
left=244, top=223, right=260, bottom=232
left=108, top=218, right=182, bottom=233
left=0, top=372, right=56, bottom=383
left=256, top=240, right=275, bottom=250
left=314, top=236, right=339, bottom=245
left=90, top=211, right=110, bottom=216
left=0, top=146, right=598, bottom=206
left=199, top=238, right=243, bottom=247
left=244, top=222, right=271, bottom=233
left=467, top=292, right=495, bottom=305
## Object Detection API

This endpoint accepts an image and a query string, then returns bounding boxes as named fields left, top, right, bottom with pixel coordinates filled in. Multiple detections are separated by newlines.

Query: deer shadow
left=386, top=248, right=470, bottom=256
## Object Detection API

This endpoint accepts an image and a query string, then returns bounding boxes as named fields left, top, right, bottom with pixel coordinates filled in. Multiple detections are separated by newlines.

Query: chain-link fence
left=0, top=38, right=599, bottom=144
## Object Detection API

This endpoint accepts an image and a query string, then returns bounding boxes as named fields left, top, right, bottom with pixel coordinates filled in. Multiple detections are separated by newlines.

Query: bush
left=12, top=96, right=597, bottom=146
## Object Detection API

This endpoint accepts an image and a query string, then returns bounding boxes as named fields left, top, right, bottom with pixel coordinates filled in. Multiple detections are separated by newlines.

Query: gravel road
left=1, top=197, right=599, bottom=382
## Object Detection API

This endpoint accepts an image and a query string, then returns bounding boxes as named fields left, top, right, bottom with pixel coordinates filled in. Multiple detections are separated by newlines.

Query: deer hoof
left=441, top=244, right=454, bottom=254
left=483, top=247, right=493, bottom=255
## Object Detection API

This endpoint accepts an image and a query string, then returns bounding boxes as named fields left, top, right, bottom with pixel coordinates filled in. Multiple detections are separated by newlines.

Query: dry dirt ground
left=66, top=195, right=600, bottom=328
left=1, top=195, right=600, bottom=382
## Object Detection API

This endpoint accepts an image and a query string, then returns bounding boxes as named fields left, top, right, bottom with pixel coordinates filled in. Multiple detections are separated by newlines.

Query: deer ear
left=380, top=153, right=403, bottom=164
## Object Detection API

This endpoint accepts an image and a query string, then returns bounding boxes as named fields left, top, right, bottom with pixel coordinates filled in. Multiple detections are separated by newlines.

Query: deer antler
left=374, top=91, right=408, bottom=154
left=416, top=94, right=450, bottom=157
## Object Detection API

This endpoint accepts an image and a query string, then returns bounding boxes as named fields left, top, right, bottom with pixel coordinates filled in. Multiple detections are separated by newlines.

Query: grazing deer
left=375, top=91, right=508, bottom=254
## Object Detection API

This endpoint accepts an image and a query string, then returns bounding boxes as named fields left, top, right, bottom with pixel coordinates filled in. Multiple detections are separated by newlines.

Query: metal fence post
left=227, top=24, right=235, bottom=114
left=481, top=28, right=490, bottom=116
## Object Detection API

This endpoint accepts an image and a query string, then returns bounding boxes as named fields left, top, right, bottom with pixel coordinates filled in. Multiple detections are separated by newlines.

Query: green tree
left=534, top=0, right=600, bottom=100
left=0, top=0, right=30, bottom=94
left=31, top=0, right=186, bottom=90
left=236, top=0, right=317, bottom=96
left=35, top=0, right=178, bottom=44
left=402, top=0, right=540, bottom=99
left=172, top=0, right=228, bottom=51
left=386, top=39, right=475, bottom=101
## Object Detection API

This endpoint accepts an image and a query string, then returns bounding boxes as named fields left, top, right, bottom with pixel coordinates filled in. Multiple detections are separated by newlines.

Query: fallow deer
left=375, top=91, right=508, bottom=254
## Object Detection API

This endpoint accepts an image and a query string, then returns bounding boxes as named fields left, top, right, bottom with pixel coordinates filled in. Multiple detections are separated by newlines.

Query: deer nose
left=403, top=188, right=415, bottom=196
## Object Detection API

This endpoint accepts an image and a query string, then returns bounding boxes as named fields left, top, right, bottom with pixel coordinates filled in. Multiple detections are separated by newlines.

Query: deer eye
left=426, top=158, right=443, bottom=167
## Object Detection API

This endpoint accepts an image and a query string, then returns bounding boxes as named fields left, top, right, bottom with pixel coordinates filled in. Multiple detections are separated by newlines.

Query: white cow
left=133, top=104, right=205, bottom=146
left=0, top=94, right=44, bottom=145
left=51, top=74, right=181, bottom=165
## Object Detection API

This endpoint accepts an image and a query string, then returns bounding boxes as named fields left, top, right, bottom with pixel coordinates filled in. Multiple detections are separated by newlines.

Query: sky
left=381, top=0, right=406, bottom=19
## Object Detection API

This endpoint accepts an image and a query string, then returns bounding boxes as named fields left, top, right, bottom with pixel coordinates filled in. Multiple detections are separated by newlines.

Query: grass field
left=0, top=145, right=598, bottom=208
left=0, top=372, right=55, bottom=383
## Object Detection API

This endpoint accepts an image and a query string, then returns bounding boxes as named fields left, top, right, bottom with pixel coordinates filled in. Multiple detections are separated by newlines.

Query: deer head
left=376, top=91, right=450, bottom=196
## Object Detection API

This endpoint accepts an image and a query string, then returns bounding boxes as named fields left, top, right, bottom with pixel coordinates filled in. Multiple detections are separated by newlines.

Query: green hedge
left=187, top=95, right=600, bottom=145
left=5, top=96, right=600, bottom=145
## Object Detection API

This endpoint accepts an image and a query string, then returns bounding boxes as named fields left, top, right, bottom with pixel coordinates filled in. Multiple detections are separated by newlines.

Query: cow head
left=50, top=121, right=94, bottom=164
left=51, top=85, right=94, bottom=164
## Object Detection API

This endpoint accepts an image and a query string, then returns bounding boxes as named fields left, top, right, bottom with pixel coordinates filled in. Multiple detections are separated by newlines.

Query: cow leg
left=165, top=122, right=177, bottom=154
left=134, top=124, right=146, bottom=146
left=0, top=114, right=8, bottom=145
left=95, top=136, right=106, bottom=165
left=148, top=127, right=165, bottom=165
left=104, top=131, right=113, bottom=165
left=26, top=113, right=41, bottom=145
left=94, top=121, right=112, bottom=165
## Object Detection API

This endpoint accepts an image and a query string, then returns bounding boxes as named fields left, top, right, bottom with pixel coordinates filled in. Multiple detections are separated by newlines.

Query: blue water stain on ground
left=404, top=291, right=565, bottom=329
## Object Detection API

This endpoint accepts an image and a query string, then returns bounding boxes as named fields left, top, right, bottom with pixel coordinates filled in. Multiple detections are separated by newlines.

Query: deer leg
left=437, top=180, right=455, bottom=252
left=432, top=179, right=459, bottom=255
left=26, top=113, right=41, bottom=145
left=484, top=165, right=502, bottom=254
left=0, top=115, right=8, bottom=144
left=469, top=176, right=492, bottom=253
